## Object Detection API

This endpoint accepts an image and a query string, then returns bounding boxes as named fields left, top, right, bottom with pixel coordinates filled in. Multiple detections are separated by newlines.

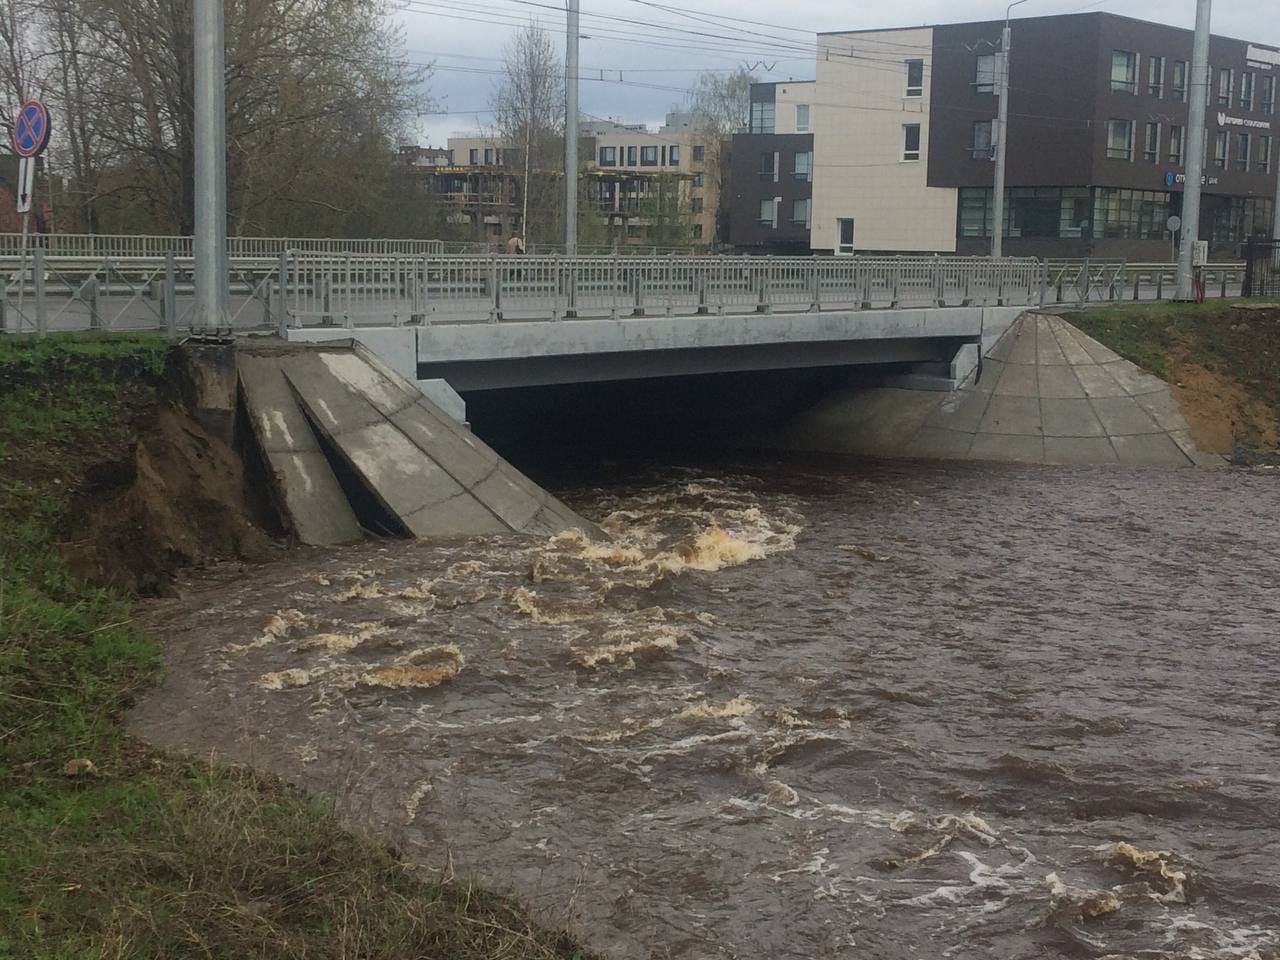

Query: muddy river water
left=132, top=458, right=1280, bottom=959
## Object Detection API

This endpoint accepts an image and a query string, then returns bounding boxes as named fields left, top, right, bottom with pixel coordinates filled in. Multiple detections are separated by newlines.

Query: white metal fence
left=0, top=233, right=444, bottom=260
left=0, top=250, right=1250, bottom=336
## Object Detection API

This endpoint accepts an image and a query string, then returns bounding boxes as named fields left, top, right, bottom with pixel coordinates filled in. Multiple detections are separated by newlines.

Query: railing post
left=1080, top=257, right=1090, bottom=303
left=1038, top=259, right=1048, bottom=307
left=632, top=263, right=644, bottom=317
left=411, top=256, right=423, bottom=323
left=934, top=254, right=945, bottom=307
left=0, top=278, right=7, bottom=334
left=489, top=257, right=502, bottom=322
left=562, top=257, right=576, bottom=319
left=890, top=256, right=901, bottom=309
left=756, top=256, right=771, bottom=313
left=697, top=264, right=709, bottom=315
left=1220, top=269, right=1228, bottom=299
left=33, top=246, right=47, bottom=336
left=1156, top=268, right=1164, bottom=301
left=83, top=276, right=101, bottom=330
left=321, top=271, right=334, bottom=325
left=276, top=251, right=289, bottom=335
left=860, top=257, right=871, bottom=310
left=343, top=255, right=354, bottom=329
left=165, top=252, right=178, bottom=337
left=809, top=262, right=820, bottom=312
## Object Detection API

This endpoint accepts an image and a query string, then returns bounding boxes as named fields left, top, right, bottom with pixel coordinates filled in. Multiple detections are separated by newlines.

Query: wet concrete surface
left=131, top=457, right=1280, bottom=959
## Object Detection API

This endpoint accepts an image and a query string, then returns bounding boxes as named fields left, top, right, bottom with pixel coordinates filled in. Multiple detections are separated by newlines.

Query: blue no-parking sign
left=11, top=100, right=51, bottom=158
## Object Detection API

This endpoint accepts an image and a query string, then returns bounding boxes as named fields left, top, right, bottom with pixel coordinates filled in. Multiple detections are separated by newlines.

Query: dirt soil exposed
left=58, top=347, right=285, bottom=594
left=1071, top=301, right=1280, bottom=458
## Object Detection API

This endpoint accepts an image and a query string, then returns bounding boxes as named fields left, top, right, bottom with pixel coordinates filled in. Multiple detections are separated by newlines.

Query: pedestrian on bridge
left=506, top=231, right=525, bottom=256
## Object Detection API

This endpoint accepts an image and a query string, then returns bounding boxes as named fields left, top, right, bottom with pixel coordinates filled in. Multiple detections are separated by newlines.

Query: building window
left=1093, top=187, right=1175, bottom=240
left=971, top=120, right=993, bottom=158
left=1147, top=55, right=1165, bottom=98
left=1106, top=119, right=1134, bottom=160
left=758, top=151, right=777, bottom=181
left=469, top=148, right=479, bottom=164
left=957, top=187, right=1093, bottom=240
left=792, top=198, right=811, bottom=226
left=691, top=197, right=703, bottom=213
left=1210, top=196, right=1275, bottom=247
left=905, top=59, right=924, bottom=97
left=1264, top=76, right=1276, bottom=115
left=1143, top=122, right=1160, bottom=163
left=758, top=198, right=776, bottom=227
left=902, top=123, right=921, bottom=161
left=693, top=172, right=704, bottom=187
left=1241, top=72, right=1255, bottom=111
left=975, top=54, right=996, bottom=94
left=599, top=146, right=617, bottom=167
left=836, top=218, right=855, bottom=255
left=1234, top=133, right=1250, bottom=171
left=1214, top=130, right=1228, bottom=168
left=1218, top=68, right=1233, bottom=107
left=1172, top=60, right=1188, bottom=101
left=1168, top=124, right=1185, bottom=165
left=692, top=144, right=705, bottom=162
left=959, top=188, right=990, bottom=237
left=627, top=146, right=637, bottom=165
left=691, top=223, right=704, bottom=240
left=795, top=104, right=810, bottom=132
left=626, top=224, right=642, bottom=238
left=484, top=148, right=494, bottom=164
left=749, top=101, right=775, bottom=134
left=640, top=145, right=658, bottom=166
left=1260, top=136, right=1274, bottom=175
left=793, top=151, right=812, bottom=181
left=669, top=145, right=680, bottom=165
left=1111, top=50, right=1137, bottom=94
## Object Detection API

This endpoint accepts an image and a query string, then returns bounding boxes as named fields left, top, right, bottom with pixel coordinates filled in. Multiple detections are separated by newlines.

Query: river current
left=132, top=457, right=1280, bottom=959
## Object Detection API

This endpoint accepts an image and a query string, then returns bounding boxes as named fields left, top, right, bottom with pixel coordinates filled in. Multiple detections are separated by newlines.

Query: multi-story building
left=730, top=13, right=1279, bottom=259
left=586, top=112, right=716, bottom=245
left=728, top=82, right=814, bottom=253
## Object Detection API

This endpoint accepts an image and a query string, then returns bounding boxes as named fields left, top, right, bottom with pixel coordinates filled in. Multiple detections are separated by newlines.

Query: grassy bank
left=1067, top=300, right=1280, bottom=454
left=0, top=335, right=589, bottom=959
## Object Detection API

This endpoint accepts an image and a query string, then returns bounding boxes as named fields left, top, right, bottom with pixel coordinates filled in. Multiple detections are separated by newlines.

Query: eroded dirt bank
left=131, top=460, right=1280, bottom=960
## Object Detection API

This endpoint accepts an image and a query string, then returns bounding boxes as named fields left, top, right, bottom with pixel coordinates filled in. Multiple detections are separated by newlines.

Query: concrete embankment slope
left=237, top=340, right=594, bottom=544
left=784, top=314, right=1217, bottom=467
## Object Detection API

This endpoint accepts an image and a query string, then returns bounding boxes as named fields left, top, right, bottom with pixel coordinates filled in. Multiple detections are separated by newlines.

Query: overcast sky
left=398, top=0, right=1274, bottom=147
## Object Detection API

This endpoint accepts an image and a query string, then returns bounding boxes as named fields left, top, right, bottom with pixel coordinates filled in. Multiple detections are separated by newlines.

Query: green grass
left=0, top=336, right=592, bottom=960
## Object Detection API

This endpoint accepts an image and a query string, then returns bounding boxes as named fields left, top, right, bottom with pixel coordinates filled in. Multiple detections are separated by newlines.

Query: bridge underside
left=287, top=305, right=1027, bottom=398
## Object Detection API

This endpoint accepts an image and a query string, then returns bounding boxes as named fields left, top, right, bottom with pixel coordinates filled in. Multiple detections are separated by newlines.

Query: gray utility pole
left=1176, top=0, right=1212, bottom=300
left=564, top=0, right=580, bottom=256
left=193, top=0, right=229, bottom=330
left=991, top=0, right=1027, bottom=259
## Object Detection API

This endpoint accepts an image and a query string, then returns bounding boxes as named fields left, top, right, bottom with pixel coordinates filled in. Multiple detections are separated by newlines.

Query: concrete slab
left=1035, top=319, right=1069, bottom=365
left=1073, top=363, right=1130, bottom=399
left=929, top=389, right=992, bottom=433
left=1049, top=320, right=1098, bottom=365
left=1006, top=323, right=1039, bottom=364
left=1044, top=436, right=1120, bottom=464
left=972, top=358, right=1005, bottom=392
left=985, top=324, right=1018, bottom=362
left=1089, top=396, right=1164, bottom=436
left=905, top=427, right=976, bottom=459
left=1036, top=365, right=1087, bottom=399
left=237, top=351, right=362, bottom=546
left=968, top=433, right=1045, bottom=463
left=1074, top=331, right=1122, bottom=364
left=1136, top=392, right=1192, bottom=433
left=980, top=395, right=1042, bottom=436
left=277, top=344, right=596, bottom=539
left=994, top=362, right=1039, bottom=398
left=1041, top=398, right=1107, bottom=438
left=1111, top=433, right=1193, bottom=466
left=1105, top=361, right=1169, bottom=397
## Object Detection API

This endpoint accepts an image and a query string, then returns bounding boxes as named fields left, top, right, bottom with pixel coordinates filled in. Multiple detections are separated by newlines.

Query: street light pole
left=564, top=0, right=580, bottom=256
left=193, top=0, right=229, bottom=330
left=991, top=0, right=1027, bottom=259
left=1176, top=0, right=1212, bottom=300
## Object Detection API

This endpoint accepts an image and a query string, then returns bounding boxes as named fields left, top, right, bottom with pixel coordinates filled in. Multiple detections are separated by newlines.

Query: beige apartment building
left=808, top=27, right=957, bottom=254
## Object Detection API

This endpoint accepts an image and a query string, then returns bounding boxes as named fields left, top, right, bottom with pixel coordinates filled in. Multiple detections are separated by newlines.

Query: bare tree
left=686, top=66, right=754, bottom=244
left=491, top=20, right=563, bottom=246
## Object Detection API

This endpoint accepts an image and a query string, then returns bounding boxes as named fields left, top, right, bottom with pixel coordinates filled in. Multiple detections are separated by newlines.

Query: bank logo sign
left=1218, top=112, right=1271, bottom=130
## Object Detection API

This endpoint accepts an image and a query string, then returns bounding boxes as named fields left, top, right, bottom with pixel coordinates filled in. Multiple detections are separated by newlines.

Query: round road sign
left=11, top=100, right=51, bottom=158
left=1167, top=215, right=1182, bottom=233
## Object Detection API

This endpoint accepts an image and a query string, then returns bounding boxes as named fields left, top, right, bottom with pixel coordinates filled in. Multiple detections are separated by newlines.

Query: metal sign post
left=11, top=99, right=52, bottom=333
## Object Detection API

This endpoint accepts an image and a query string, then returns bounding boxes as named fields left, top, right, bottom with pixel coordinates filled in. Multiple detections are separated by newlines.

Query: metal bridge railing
left=0, top=250, right=1253, bottom=337
left=0, top=233, right=445, bottom=260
